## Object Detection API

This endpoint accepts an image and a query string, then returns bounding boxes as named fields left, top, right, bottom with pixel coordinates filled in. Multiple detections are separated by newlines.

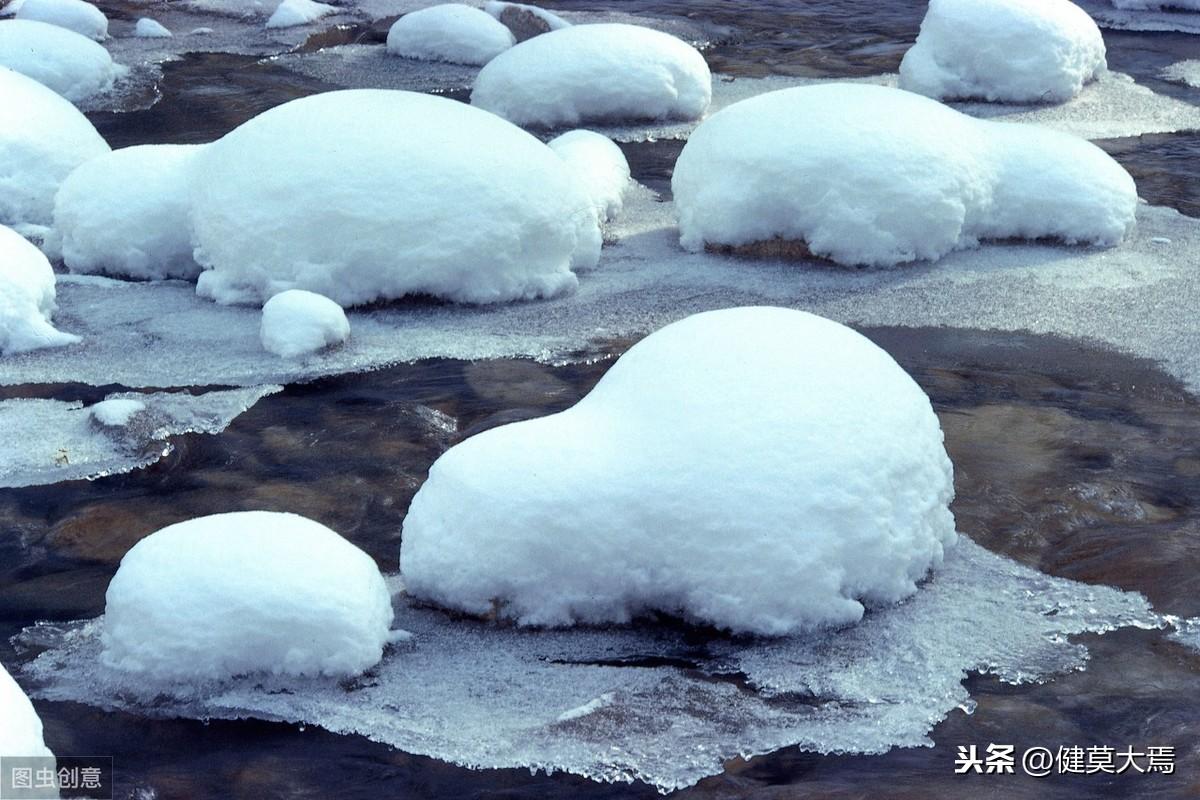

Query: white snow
left=0, top=66, right=109, bottom=230
left=386, top=4, right=514, bottom=66
left=190, top=89, right=600, bottom=306
left=471, top=23, right=712, bottom=127
left=260, top=289, right=350, bottom=357
left=672, top=84, right=1137, bottom=267
left=101, top=511, right=395, bottom=682
left=402, top=307, right=957, bottom=634
left=134, top=17, right=172, bottom=37
left=548, top=129, right=630, bottom=222
left=0, top=224, right=79, bottom=355
left=22, top=536, right=1160, bottom=792
left=900, top=0, right=1106, bottom=103
left=15, top=0, right=105, bottom=39
left=0, top=662, right=54, bottom=759
left=0, top=386, right=279, bottom=488
left=1162, top=59, right=1200, bottom=87
left=265, top=0, right=335, bottom=28
left=54, top=144, right=203, bottom=281
left=0, top=19, right=123, bottom=102
left=88, top=397, right=145, bottom=426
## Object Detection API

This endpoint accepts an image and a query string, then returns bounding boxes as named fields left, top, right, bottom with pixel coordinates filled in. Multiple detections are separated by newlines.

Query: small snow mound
left=102, top=511, right=395, bottom=681
left=0, top=19, right=123, bottom=102
left=0, top=663, right=54, bottom=759
left=548, top=129, right=630, bottom=222
left=134, top=17, right=171, bottom=37
left=260, top=289, right=349, bottom=358
left=672, top=83, right=1136, bottom=267
left=483, top=0, right=569, bottom=41
left=401, top=307, right=957, bottom=635
left=0, top=66, right=109, bottom=229
left=89, top=397, right=145, bottom=426
left=15, top=0, right=105, bottom=39
left=55, top=144, right=202, bottom=281
left=900, top=0, right=1106, bottom=103
left=387, top=5, right=514, bottom=66
left=471, top=23, right=712, bottom=127
left=190, top=89, right=599, bottom=306
left=0, top=224, right=79, bottom=355
left=265, top=0, right=335, bottom=29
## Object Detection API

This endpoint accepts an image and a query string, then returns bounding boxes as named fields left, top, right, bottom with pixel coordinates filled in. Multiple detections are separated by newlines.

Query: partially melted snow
left=19, top=538, right=1161, bottom=793
left=0, top=385, right=279, bottom=487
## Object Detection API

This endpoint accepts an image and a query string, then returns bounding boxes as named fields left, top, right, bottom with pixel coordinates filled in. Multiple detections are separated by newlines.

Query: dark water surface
left=6, top=0, right=1200, bottom=797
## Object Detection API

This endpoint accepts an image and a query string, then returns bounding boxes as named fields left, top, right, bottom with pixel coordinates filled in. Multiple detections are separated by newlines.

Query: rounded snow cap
left=401, top=306, right=958, bottom=636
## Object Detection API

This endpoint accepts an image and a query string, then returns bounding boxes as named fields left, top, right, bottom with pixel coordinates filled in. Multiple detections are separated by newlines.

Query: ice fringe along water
left=17, top=538, right=1165, bottom=792
left=0, top=385, right=280, bottom=488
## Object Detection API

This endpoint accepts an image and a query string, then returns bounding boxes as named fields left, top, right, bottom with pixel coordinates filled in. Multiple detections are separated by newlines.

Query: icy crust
left=0, top=224, right=78, bottom=355
left=102, top=512, right=395, bottom=681
left=0, top=19, right=124, bottom=102
left=0, top=385, right=280, bottom=488
left=190, top=89, right=600, bottom=306
left=899, top=0, right=1105, bottom=103
left=1076, top=0, right=1200, bottom=32
left=20, top=538, right=1161, bottom=792
left=0, top=66, right=109, bottom=230
left=471, top=23, right=712, bottom=127
left=54, top=144, right=203, bottom=280
left=1162, top=59, right=1200, bottom=87
left=386, top=4, right=515, bottom=66
left=5, top=200, right=1200, bottom=392
left=672, top=84, right=1136, bottom=267
left=402, top=308, right=957, bottom=635
left=0, top=662, right=54, bottom=760
left=15, top=0, right=105, bottom=39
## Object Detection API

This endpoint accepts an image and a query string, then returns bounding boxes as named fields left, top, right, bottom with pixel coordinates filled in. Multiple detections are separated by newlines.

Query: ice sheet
left=17, top=538, right=1161, bottom=793
left=1162, top=58, right=1200, bottom=87
left=0, top=385, right=279, bottom=487
left=1077, top=0, right=1200, bottom=34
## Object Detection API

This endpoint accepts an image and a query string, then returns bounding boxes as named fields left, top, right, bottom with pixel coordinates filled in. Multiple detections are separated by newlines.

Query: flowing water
left=4, top=0, right=1200, bottom=797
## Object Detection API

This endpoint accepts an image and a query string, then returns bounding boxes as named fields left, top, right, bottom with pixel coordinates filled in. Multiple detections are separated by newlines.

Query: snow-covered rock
left=548, top=129, right=630, bottom=222
left=265, top=0, right=334, bottom=29
left=15, top=0, right=105, bottom=39
left=102, top=511, right=395, bottom=681
left=386, top=4, right=514, bottom=66
left=0, top=224, right=79, bottom=355
left=401, top=307, right=957, bottom=635
left=134, top=17, right=172, bottom=37
left=672, top=84, right=1137, bottom=267
left=260, top=289, right=349, bottom=357
left=0, top=66, right=109, bottom=230
left=0, top=19, right=122, bottom=102
left=54, top=144, right=202, bottom=281
left=190, top=89, right=600, bottom=306
left=89, top=397, right=145, bottom=426
left=471, top=23, right=712, bottom=127
left=900, top=0, right=1106, bottom=103
left=0, top=662, right=54, bottom=759
left=483, top=0, right=569, bottom=41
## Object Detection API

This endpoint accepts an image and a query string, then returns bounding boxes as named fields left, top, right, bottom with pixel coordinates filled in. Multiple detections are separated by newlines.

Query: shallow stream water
left=4, top=0, right=1200, bottom=797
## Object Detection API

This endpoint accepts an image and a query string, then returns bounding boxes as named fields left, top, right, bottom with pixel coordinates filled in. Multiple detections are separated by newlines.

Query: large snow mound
left=0, top=66, right=109, bottom=230
left=15, top=0, right=106, bottom=39
left=0, top=19, right=123, bottom=102
left=265, top=0, right=335, bottom=29
left=261, top=289, right=349, bottom=357
left=673, top=84, right=1137, bottom=267
left=471, top=23, right=712, bottom=127
left=54, top=144, right=202, bottom=281
left=900, top=0, right=1106, bottom=103
left=0, top=224, right=79, bottom=355
left=548, top=129, right=630, bottom=222
left=386, top=4, right=514, bottom=66
left=0, top=662, right=54, bottom=759
left=402, top=307, right=957, bottom=635
left=190, top=89, right=600, bottom=306
left=102, top=511, right=395, bottom=682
